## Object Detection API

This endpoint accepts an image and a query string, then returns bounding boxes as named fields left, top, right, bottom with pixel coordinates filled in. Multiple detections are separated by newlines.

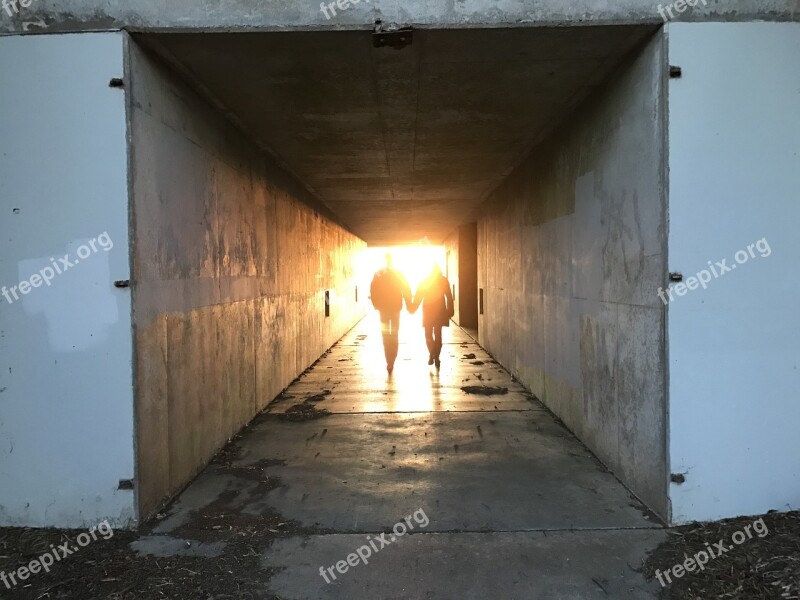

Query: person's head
left=430, top=263, right=442, bottom=277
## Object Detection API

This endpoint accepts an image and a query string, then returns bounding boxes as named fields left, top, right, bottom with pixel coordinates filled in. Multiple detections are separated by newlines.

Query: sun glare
left=359, top=243, right=447, bottom=292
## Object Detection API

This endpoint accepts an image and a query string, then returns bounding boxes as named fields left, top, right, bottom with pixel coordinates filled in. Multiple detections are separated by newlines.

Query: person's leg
left=386, top=312, right=400, bottom=371
left=424, top=326, right=435, bottom=363
left=433, top=326, right=443, bottom=368
left=379, top=312, right=393, bottom=368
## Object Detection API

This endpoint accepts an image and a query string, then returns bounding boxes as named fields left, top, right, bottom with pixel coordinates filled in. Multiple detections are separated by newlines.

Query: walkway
left=143, top=313, right=666, bottom=599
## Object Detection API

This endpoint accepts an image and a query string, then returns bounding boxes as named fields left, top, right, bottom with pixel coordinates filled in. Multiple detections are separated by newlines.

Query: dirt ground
left=0, top=439, right=305, bottom=600
left=643, top=510, right=800, bottom=599
left=2, top=507, right=798, bottom=599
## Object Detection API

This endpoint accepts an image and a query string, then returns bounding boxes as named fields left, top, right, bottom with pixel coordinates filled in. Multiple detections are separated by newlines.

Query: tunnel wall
left=127, top=37, right=367, bottom=520
left=477, top=32, right=668, bottom=517
left=444, top=234, right=460, bottom=325
left=444, top=224, right=478, bottom=330
left=0, top=33, right=135, bottom=528
left=667, top=22, right=800, bottom=523
left=458, top=224, right=479, bottom=330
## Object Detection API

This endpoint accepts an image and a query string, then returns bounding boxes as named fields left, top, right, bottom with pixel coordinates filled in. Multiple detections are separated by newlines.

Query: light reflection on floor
left=269, top=311, right=537, bottom=415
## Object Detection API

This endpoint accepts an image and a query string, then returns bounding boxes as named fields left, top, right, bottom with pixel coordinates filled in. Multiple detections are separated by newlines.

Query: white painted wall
left=667, top=22, right=800, bottom=523
left=0, top=33, right=135, bottom=528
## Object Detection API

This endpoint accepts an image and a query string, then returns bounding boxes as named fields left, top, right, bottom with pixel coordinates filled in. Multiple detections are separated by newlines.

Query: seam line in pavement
left=266, top=409, right=545, bottom=415
left=291, top=526, right=666, bottom=535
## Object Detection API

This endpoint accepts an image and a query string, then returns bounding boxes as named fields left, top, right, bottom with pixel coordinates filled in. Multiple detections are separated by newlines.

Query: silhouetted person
left=370, top=254, right=412, bottom=373
left=410, top=264, right=454, bottom=370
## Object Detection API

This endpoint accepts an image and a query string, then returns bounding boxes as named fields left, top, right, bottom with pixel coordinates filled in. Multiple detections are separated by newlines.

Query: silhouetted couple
left=370, top=254, right=454, bottom=373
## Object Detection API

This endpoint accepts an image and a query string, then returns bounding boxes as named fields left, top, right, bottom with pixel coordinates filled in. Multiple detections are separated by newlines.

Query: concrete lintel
left=1, top=0, right=798, bottom=35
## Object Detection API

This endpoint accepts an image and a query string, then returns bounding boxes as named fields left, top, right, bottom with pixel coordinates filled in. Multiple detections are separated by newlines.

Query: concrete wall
left=0, top=0, right=797, bottom=34
left=0, top=33, right=135, bottom=528
left=444, top=224, right=479, bottom=330
left=477, top=32, right=669, bottom=517
left=444, top=234, right=460, bottom=325
left=667, top=22, right=800, bottom=523
left=127, top=37, right=367, bottom=519
left=458, top=224, right=479, bottom=330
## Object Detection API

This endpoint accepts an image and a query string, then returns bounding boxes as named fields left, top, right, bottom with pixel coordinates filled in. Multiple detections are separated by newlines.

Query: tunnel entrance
left=127, top=25, right=668, bottom=523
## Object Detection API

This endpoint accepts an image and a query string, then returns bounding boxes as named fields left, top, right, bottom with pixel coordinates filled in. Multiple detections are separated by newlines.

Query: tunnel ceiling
left=141, top=26, right=656, bottom=245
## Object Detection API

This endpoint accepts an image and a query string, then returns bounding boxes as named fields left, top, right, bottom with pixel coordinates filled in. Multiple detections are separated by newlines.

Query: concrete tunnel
left=128, top=24, right=670, bottom=523
left=1, top=20, right=798, bottom=533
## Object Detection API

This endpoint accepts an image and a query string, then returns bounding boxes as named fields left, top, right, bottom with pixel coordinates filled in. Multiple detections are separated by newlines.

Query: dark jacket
left=370, top=268, right=412, bottom=314
left=411, top=273, right=454, bottom=328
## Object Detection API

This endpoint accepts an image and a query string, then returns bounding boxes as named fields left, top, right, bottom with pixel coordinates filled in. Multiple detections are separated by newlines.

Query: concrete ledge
left=1, top=0, right=798, bottom=35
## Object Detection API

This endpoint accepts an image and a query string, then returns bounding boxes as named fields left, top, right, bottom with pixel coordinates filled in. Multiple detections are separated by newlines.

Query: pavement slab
left=144, top=314, right=664, bottom=598
left=263, top=530, right=668, bottom=600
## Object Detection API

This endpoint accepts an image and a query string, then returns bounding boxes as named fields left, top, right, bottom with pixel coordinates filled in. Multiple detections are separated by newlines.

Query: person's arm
left=402, top=277, right=413, bottom=310
left=370, top=274, right=380, bottom=310
left=408, top=285, right=420, bottom=314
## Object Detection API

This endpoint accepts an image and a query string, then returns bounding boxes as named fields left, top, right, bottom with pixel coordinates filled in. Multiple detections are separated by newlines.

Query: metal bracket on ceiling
left=373, top=20, right=413, bottom=50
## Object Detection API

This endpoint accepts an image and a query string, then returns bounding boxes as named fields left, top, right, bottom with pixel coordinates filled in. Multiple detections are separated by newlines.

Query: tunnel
left=122, top=24, right=668, bottom=523
left=3, top=18, right=798, bottom=543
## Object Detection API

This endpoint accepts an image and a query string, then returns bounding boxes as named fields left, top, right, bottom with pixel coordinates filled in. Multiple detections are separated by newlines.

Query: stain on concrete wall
left=127, top=37, right=367, bottom=520
left=477, top=32, right=669, bottom=518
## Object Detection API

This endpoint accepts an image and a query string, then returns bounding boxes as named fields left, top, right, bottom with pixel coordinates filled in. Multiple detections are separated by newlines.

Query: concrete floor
left=144, top=313, right=667, bottom=598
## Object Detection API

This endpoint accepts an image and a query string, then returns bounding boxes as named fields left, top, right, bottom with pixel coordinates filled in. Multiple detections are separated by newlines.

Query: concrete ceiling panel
left=140, top=26, right=655, bottom=245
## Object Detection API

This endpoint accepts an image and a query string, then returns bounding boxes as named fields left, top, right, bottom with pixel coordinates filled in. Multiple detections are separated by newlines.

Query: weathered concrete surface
left=217, top=411, right=656, bottom=531
left=0, top=0, right=797, bottom=35
left=477, top=31, right=669, bottom=519
left=264, top=530, right=667, bottom=599
left=127, top=36, right=367, bottom=521
left=144, top=316, right=665, bottom=598
left=130, top=27, right=657, bottom=244
left=460, top=224, right=479, bottom=329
